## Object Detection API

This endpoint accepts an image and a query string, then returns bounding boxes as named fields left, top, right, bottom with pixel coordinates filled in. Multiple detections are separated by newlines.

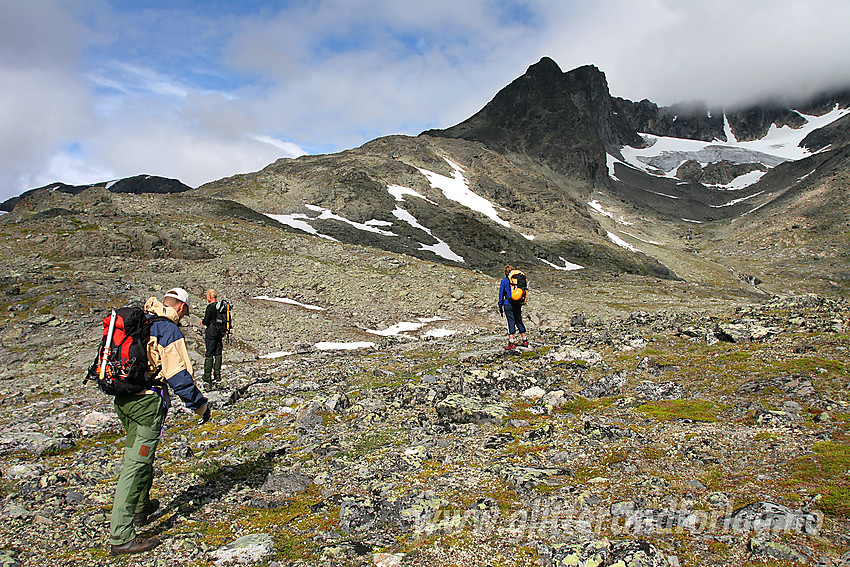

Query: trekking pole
left=99, top=309, right=117, bottom=380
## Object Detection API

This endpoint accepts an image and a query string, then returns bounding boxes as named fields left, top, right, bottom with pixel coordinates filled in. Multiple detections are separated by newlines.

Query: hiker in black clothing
left=201, top=289, right=225, bottom=385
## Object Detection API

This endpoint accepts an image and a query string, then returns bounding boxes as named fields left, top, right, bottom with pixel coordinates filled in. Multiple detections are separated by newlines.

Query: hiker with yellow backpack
left=202, top=289, right=232, bottom=387
left=498, top=265, right=528, bottom=350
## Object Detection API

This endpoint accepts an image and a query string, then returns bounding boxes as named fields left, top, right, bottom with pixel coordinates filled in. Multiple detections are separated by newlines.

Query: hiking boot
left=520, top=340, right=529, bottom=347
left=110, top=537, right=161, bottom=555
left=504, top=342, right=516, bottom=350
left=133, top=498, right=159, bottom=526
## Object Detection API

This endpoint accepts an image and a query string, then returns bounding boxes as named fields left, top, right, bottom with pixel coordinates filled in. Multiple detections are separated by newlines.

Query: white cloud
left=1, top=0, right=849, bottom=203
left=540, top=0, right=850, bottom=107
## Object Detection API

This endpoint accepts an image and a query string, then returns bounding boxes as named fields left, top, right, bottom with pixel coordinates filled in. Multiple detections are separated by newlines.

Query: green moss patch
left=787, top=440, right=850, bottom=517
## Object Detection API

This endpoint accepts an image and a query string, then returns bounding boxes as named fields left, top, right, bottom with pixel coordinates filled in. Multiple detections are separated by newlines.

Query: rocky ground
left=1, top=291, right=849, bottom=567
left=0, top=190, right=849, bottom=566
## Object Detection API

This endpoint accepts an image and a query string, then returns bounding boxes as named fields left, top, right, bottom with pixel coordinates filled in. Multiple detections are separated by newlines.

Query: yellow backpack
left=508, top=270, right=527, bottom=303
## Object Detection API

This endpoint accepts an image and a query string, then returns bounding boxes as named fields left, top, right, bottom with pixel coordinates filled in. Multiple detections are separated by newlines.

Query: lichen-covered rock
left=715, top=321, right=777, bottom=342
left=634, top=381, right=684, bottom=401
left=625, top=507, right=702, bottom=534
left=435, top=394, right=509, bottom=425
left=546, top=347, right=604, bottom=366
left=79, top=411, right=119, bottom=436
left=755, top=409, right=803, bottom=426
left=0, top=548, right=23, bottom=567
left=260, top=470, right=312, bottom=495
left=339, top=492, right=447, bottom=535
left=538, top=539, right=668, bottom=567
left=584, top=419, right=634, bottom=441
left=749, top=535, right=809, bottom=564
left=487, top=462, right=571, bottom=490
left=211, top=533, right=275, bottom=565
left=719, top=502, right=822, bottom=535
left=580, top=372, right=628, bottom=398
left=0, top=432, right=75, bottom=456
left=738, top=374, right=818, bottom=399
left=460, top=368, right=544, bottom=397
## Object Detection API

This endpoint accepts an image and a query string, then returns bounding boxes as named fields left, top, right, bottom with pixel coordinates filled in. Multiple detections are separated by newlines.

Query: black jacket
left=202, top=302, right=225, bottom=338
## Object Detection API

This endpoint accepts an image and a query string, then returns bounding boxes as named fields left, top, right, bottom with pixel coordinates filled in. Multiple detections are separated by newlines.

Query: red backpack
left=86, top=306, right=162, bottom=395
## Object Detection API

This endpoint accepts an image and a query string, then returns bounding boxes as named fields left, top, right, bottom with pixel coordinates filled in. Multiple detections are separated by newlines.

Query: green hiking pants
left=109, top=392, right=164, bottom=545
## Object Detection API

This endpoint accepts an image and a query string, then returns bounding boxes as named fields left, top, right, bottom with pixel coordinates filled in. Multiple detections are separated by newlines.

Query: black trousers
left=205, top=335, right=223, bottom=357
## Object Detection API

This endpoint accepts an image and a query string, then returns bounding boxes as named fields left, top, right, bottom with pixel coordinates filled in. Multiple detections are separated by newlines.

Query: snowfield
left=610, top=105, right=850, bottom=191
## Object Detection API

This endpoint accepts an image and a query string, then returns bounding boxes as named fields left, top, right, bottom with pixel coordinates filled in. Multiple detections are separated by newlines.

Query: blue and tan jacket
left=144, top=297, right=208, bottom=415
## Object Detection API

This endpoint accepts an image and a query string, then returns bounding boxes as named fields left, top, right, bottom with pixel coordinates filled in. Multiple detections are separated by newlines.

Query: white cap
left=164, top=287, right=190, bottom=309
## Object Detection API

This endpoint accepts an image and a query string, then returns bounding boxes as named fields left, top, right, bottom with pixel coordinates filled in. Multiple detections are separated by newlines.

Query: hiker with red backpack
left=90, top=287, right=210, bottom=555
left=498, top=265, right=529, bottom=350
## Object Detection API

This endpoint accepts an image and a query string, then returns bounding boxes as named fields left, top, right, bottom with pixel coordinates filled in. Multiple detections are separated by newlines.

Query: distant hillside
left=5, top=57, right=850, bottom=295
left=0, top=175, right=190, bottom=212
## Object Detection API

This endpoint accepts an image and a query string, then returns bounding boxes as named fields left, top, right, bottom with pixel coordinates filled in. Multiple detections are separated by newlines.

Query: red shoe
left=520, top=340, right=529, bottom=347
left=504, top=343, right=516, bottom=350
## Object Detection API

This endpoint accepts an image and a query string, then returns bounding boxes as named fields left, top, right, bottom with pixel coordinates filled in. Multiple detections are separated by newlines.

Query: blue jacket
left=498, top=278, right=512, bottom=308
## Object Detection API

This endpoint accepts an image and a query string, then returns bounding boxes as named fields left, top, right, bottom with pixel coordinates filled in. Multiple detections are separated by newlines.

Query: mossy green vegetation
left=341, top=428, right=408, bottom=459
left=787, top=439, right=850, bottom=517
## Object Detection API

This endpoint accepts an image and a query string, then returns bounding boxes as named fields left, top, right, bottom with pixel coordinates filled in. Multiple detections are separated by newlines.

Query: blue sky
left=2, top=0, right=849, bottom=202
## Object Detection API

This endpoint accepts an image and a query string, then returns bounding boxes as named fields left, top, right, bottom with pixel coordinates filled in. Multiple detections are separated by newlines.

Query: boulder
left=748, top=535, right=809, bottom=564
left=538, top=539, right=668, bottom=567
left=719, top=502, right=821, bottom=535
left=580, top=372, right=627, bottom=398
left=261, top=470, right=312, bottom=495
left=211, top=533, right=275, bottom=565
left=435, top=394, right=509, bottom=425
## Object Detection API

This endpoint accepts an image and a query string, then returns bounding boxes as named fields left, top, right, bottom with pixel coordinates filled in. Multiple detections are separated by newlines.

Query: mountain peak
left=424, top=58, right=642, bottom=180
left=526, top=56, right=563, bottom=77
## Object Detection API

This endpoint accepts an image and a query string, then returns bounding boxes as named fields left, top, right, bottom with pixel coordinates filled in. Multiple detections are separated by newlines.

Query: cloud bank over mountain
left=1, top=0, right=849, bottom=202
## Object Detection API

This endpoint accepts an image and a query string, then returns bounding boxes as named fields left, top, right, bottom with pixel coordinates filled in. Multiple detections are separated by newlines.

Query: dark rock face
left=675, top=160, right=766, bottom=185
left=614, top=88, right=850, bottom=146
left=1, top=175, right=191, bottom=212
left=425, top=58, right=644, bottom=181
left=613, top=98, right=726, bottom=142
left=802, top=113, right=850, bottom=152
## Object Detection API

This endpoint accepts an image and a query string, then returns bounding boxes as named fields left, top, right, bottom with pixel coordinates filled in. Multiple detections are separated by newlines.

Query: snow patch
left=606, top=154, right=623, bottom=181
left=424, top=328, right=457, bottom=338
left=620, top=232, right=661, bottom=246
left=418, top=158, right=510, bottom=228
left=539, top=256, right=584, bottom=271
left=304, top=204, right=396, bottom=237
left=265, top=204, right=398, bottom=241
left=646, top=189, right=680, bottom=199
left=607, top=231, right=641, bottom=253
left=711, top=191, right=764, bottom=208
left=710, top=170, right=767, bottom=191
left=253, top=296, right=325, bottom=311
left=588, top=199, right=614, bottom=218
left=387, top=184, right=437, bottom=205
left=315, top=342, right=376, bottom=351
left=366, top=316, right=447, bottom=337
left=392, top=207, right=464, bottom=263
left=266, top=213, right=339, bottom=241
